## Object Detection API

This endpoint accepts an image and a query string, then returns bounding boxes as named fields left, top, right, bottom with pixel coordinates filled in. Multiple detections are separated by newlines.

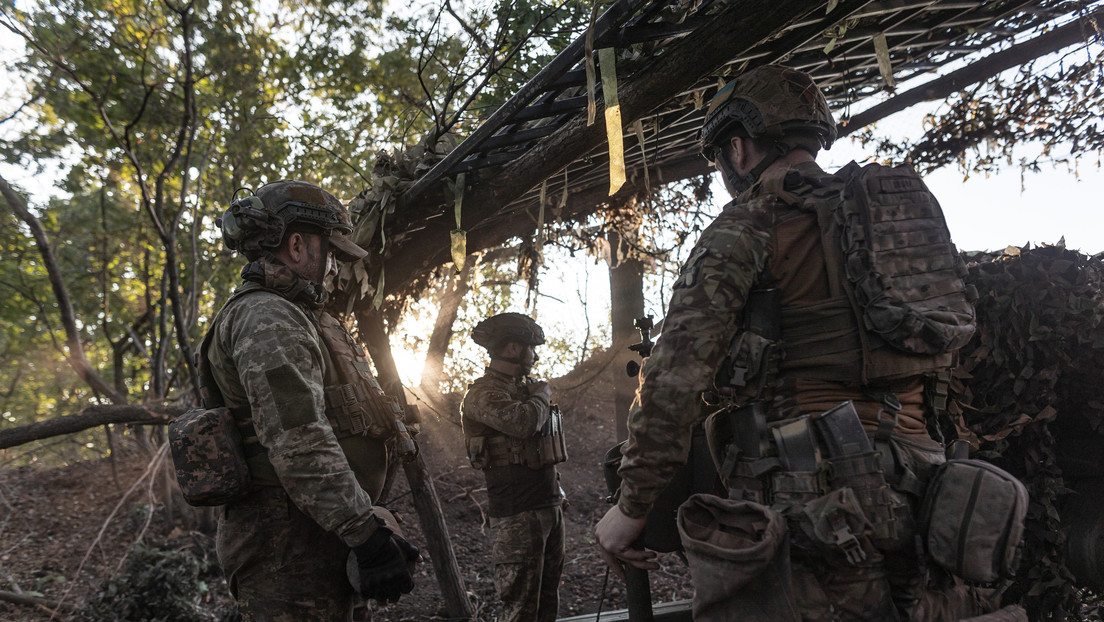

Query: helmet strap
left=726, top=142, right=787, bottom=194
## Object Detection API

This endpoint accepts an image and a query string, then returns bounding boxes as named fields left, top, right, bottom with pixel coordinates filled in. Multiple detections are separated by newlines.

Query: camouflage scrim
left=207, top=283, right=380, bottom=548
left=168, top=406, right=251, bottom=506
left=617, top=198, right=773, bottom=519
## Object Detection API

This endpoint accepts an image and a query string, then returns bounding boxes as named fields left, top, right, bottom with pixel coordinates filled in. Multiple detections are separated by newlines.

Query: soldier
left=206, top=180, right=419, bottom=620
left=461, top=313, right=567, bottom=622
left=595, top=66, right=1022, bottom=621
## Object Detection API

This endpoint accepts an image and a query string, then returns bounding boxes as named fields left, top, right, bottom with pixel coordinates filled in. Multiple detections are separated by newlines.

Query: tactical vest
left=465, top=405, right=567, bottom=470
left=202, top=284, right=413, bottom=495
left=718, top=161, right=974, bottom=404
left=776, top=161, right=975, bottom=384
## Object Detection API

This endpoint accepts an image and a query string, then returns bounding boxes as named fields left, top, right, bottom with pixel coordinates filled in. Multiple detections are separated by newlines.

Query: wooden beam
left=355, top=310, right=474, bottom=621
left=375, top=0, right=826, bottom=299
left=401, top=0, right=651, bottom=207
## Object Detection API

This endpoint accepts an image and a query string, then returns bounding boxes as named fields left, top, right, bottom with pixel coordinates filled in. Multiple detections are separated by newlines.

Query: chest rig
left=312, top=311, right=416, bottom=457
left=464, top=378, right=567, bottom=471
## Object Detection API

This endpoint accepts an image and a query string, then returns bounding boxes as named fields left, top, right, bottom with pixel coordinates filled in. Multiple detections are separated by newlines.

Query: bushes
left=78, top=544, right=214, bottom=622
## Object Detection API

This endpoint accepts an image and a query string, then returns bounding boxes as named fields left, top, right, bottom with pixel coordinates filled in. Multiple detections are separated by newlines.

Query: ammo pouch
left=676, top=494, right=800, bottom=622
left=168, top=406, right=252, bottom=506
left=706, top=401, right=900, bottom=550
left=823, top=451, right=899, bottom=548
left=534, top=405, right=568, bottom=468
left=918, top=459, right=1028, bottom=584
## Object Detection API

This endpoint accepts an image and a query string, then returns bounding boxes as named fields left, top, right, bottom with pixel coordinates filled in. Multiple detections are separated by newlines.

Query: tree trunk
left=355, top=310, right=474, bottom=620
left=419, top=259, right=473, bottom=400
left=607, top=229, right=646, bottom=442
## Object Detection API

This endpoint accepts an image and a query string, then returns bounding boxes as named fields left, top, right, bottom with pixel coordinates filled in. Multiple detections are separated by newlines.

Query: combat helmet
left=700, top=65, right=836, bottom=163
left=218, top=180, right=367, bottom=262
left=472, top=313, right=546, bottom=353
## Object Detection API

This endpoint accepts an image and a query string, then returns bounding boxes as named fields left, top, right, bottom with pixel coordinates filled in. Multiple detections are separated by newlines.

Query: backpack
left=809, top=161, right=977, bottom=381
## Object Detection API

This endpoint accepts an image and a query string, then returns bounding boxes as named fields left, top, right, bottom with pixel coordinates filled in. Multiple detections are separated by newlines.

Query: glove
left=351, top=527, right=420, bottom=603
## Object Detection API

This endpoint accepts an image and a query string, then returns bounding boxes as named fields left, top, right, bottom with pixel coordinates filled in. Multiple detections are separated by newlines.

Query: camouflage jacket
left=617, top=161, right=930, bottom=520
left=461, top=368, right=560, bottom=517
left=207, top=282, right=382, bottom=547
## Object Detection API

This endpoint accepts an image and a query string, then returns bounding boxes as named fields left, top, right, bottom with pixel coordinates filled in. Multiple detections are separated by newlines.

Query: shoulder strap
left=196, top=286, right=271, bottom=409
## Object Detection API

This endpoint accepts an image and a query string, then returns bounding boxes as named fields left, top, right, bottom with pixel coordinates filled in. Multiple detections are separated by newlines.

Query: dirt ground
left=0, top=352, right=693, bottom=621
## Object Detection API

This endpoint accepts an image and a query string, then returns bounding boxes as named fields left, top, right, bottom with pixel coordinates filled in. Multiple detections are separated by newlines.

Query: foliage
left=951, top=244, right=1104, bottom=620
left=77, top=544, right=214, bottom=622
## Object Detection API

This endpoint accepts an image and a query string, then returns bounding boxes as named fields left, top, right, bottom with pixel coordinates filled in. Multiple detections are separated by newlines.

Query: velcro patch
left=265, top=364, right=316, bottom=429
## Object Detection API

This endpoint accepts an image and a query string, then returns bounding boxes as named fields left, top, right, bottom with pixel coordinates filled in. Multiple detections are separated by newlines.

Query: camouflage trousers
left=216, top=487, right=357, bottom=622
left=489, top=504, right=565, bottom=622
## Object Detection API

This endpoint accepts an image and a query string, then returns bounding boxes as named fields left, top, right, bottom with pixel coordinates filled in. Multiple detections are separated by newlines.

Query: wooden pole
left=355, top=309, right=474, bottom=620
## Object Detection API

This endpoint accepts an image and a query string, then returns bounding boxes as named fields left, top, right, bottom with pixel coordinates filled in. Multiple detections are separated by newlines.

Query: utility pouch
left=168, top=406, right=252, bottom=506
left=919, top=459, right=1028, bottom=584
left=677, top=495, right=800, bottom=622
left=704, top=402, right=779, bottom=503
left=466, top=435, right=487, bottom=470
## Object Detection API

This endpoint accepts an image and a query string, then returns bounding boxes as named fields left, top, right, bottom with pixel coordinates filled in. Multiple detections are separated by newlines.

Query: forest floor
left=0, top=349, right=693, bottom=621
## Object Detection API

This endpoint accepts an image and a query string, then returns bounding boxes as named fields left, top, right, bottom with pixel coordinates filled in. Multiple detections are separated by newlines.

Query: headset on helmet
left=218, top=180, right=367, bottom=262
left=472, top=313, right=546, bottom=353
left=699, top=65, right=836, bottom=164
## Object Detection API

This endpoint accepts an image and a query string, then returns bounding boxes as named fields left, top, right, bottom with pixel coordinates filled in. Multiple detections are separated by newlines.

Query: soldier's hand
left=352, top=529, right=420, bottom=603
left=527, top=380, right=551, bottom=401
left=595, top=505, right=657, bottom=582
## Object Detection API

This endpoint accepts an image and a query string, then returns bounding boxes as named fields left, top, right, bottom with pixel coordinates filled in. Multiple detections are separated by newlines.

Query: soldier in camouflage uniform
left=461, top=313, right=567, bottom=622
left=207, top=180, right=419, bottom=621
left=595, top=66, right=1018, bottom=621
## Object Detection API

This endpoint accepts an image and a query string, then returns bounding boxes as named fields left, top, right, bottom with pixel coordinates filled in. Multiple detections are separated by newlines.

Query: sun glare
left=391, top=347, right=424, bottom=387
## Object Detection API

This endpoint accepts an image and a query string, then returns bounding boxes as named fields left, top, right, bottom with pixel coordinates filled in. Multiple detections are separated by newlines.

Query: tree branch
left=0, top=176, right=127, bottom=404
left=839, top=6, right=1104, bottom=137
left=0, top=403, right=182, bottom=450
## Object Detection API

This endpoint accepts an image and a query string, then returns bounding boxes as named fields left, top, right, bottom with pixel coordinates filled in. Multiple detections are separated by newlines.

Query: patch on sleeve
left=264, top=364, right=317, bottom=430
left=674, top=246, right=709, bottom=289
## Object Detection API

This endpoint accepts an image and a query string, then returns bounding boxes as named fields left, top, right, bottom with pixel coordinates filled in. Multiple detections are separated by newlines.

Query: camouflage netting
left=332, top=132, right=461, bottom=319
left=950, top=243, right=1104, bottom=620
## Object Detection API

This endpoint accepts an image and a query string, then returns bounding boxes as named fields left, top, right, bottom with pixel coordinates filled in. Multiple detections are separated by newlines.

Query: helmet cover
left=700, top=65, right=836, bottom=161
left=472, top=313, right=546, bottom=351
left=219, top=180, right=367, bottom=261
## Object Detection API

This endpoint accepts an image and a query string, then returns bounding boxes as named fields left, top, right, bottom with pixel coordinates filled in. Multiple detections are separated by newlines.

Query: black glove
left=352, top=528, right=420, bottom=603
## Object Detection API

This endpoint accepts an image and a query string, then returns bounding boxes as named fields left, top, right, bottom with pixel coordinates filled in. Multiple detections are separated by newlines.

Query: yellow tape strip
left=373, top=265, right=385, bottom=310
left=599, top=47, right=625, bottom=196
left=585, top=0, right=600, bottom=126
left=633, top=119, right=649, bottom=192
left=449, top=172, right=466, bottom=273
